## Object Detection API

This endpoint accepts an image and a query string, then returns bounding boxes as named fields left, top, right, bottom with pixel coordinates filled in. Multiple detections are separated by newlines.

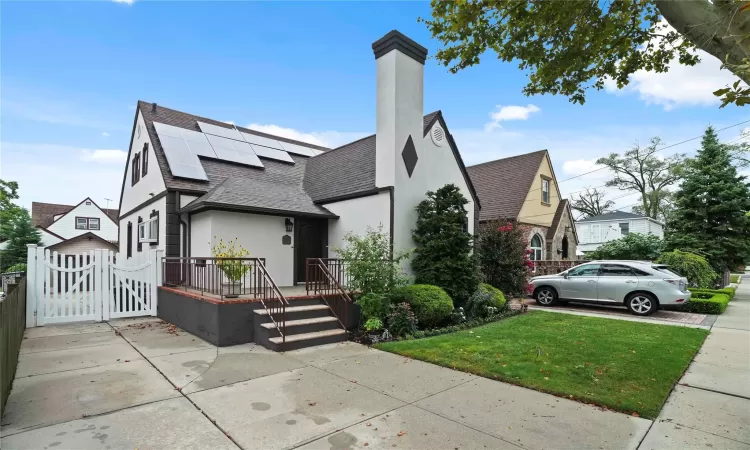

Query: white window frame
left=541, top=178, right=550, bottom=204
left=138, top=217, right=158, bottom=243
left=529, top=234, right=544, bottom=261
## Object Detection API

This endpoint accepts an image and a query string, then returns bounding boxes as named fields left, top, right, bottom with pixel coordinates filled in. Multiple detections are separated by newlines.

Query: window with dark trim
left=75, top=216, right=101, bottom=230
left=137, top=217, right=143, bottom=252
left=541, top=176, right=551, bottom=204
left=142, top=143, right=149, bottom=177
left=139, top=209, right=160, bottom=246
left=127, top=222, right=133, bottom=258
left=131, top=152, right=141, bottom=186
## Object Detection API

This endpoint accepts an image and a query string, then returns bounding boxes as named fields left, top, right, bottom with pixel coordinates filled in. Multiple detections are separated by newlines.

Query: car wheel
left=535, top=287, right=558, bottom=306
left=626, top=293, right=658, bottom=316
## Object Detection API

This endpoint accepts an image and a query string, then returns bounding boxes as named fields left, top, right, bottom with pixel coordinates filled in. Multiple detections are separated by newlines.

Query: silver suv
left=529, top=261, right=691, bottom=316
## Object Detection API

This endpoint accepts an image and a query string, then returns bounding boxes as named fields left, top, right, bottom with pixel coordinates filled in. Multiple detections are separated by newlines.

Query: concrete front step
left=254, top=304, right=331, bottom=322
left=261, top=316, right=341, bottom=336
left=268, top=329, right=348, bottom=351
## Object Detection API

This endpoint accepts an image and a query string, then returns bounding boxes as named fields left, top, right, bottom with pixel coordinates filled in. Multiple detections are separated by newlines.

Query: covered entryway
left=294, top=218, right=327, bottom=283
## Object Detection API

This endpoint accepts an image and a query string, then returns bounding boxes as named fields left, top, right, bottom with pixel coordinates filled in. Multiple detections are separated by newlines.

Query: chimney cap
left=372, top=30, right=428, bottom=65
left=151, top=102, right=157, bottom=113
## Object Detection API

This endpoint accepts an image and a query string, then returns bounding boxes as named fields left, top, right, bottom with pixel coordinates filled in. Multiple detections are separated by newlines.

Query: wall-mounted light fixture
left=285, top=218, right=294, bottom=233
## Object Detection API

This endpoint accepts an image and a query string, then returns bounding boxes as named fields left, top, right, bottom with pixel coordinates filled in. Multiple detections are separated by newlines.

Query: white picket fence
left=25, top=245, right=163, bottom=327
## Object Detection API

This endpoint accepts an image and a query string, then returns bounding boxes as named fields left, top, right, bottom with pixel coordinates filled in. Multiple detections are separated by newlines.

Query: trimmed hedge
left=478, top=283, right=507, bottom=308
left=688, top=287, right=736, bottom=301
left=391, top=284, right=454, bottom=328
left=684, top=292, right=730, bottom=314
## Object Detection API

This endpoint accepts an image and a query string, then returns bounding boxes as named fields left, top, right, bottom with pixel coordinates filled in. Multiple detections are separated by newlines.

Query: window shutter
left=142, top=143, right=149, bottom=177
left=150, top=209, right=160, bottom=246
left=137, top=217, right=143, bottom=252
left=127, top=222, right=133, bottom=258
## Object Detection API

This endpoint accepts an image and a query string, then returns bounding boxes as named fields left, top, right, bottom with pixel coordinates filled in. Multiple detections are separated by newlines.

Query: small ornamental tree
left=476, top=220, right=532, bottom=297
left=412, top=184, right=478, bottom=306
left=587, top=233, right=662, bottom=261
left=656, top=250, right=716, bottom=289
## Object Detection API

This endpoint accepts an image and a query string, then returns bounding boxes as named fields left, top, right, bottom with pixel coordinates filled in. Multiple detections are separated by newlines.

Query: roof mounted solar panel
left=153, top=126, right=209, bottom=181
left=240, top=132, right=284, bottom=150
left=197, top=121, right=244, bottom=141
left=278, top=141, right=316, bottom=157
left=205, top=134, right=264, bottom=168
left=248, top=143, right=295, bottom=163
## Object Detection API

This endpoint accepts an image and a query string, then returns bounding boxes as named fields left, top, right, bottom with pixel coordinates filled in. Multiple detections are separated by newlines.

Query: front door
left=560, top=263, right=601, bottom=300
left=295, top=218, right=327, bottom=283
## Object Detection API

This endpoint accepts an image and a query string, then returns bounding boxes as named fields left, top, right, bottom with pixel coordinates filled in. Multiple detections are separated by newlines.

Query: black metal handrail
left=254, top=259, right=288, bottom=345
left=305, top=258, right=352, bottom=329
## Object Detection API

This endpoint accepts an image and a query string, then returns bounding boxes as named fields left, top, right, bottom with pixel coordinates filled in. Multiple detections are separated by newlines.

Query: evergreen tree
left=1, top=208, right=41, bottom=272
left=412, top=184, right=478, bottom=306
left=665, top=126, right=750, bottom=272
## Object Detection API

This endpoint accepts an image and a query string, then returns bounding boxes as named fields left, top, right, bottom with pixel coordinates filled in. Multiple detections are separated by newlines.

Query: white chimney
left=372, top=31, right=427, bottom=188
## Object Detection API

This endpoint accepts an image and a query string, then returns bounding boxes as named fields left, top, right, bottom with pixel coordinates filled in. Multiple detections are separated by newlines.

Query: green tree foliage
left=596, top=138, right=684, bottom=221
left=1, top=208, right=41, bottom=272
left=423, top=1, right=750, bottom=107
left=475, top=220, right=531, bottom=297
left=656, top=250, right=716, bottom=289
left=0, top=180, right=21, bottom=241
left=587, top=233, right=663, bottom=261
left=412, top=184, right=478, bottom=306
left=665, top=126, right=750, bottom=272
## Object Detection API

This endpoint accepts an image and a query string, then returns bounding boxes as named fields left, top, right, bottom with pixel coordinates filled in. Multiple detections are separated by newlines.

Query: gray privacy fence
left=1, top=277, right=26, bottom=417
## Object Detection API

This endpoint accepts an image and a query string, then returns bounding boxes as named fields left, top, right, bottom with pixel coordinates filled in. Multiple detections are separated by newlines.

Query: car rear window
left=653, top=266, right=682, bottom=278
left=632, top=268, right=651, bottom=276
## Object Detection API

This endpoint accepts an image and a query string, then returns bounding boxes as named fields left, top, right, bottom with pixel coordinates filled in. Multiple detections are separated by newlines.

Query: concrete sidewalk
left=640, top=278, right=750, bottom=449
left=1, top=316, right=652, bottom=449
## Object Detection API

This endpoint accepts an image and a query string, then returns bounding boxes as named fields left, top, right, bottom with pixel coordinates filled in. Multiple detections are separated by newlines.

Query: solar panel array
left=153, top=120, right=325, bottom=181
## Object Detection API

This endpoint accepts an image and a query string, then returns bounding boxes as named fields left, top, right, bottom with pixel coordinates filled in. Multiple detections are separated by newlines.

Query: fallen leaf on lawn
left=632, top=412, right=640, bottom=417
left=544, top=377, right=549, bottom=380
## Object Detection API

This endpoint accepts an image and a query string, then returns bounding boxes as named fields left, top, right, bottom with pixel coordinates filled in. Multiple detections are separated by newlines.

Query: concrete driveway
left=0, top=317, right=653, bottom=449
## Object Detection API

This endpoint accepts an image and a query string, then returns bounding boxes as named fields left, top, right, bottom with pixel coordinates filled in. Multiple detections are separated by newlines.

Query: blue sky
left=2, top=1, right=748, bottom=212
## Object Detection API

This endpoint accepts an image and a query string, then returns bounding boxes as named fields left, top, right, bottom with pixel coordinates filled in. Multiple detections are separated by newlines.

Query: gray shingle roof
left=304, top=113, right=443, bottom=202
left=577, top=211, right=645, bottom=222
left=467, top=150, right=547, bottom=221
left=32, top=200, right=118, bottom=228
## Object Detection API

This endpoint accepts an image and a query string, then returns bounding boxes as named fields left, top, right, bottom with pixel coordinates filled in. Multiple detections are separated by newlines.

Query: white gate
left=25, top=245, right=163, bottom=327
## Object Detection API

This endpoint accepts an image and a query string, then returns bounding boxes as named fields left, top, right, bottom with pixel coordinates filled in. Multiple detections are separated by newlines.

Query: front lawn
left=376, top=311, right=707, bottom=419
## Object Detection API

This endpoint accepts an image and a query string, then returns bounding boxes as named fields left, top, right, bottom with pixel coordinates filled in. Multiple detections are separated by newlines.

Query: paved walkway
left=639, top=277, right=750, bottom=449
left=1, top=318, right=652, bottom=449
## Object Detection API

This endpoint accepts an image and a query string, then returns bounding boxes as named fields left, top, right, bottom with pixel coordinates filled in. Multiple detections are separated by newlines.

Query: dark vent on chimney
left=151, top=103, right=157, bottom=113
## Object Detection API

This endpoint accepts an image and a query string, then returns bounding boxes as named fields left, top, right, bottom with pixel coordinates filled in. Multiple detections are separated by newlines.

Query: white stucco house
left=116, top=30, right=480, bottom=287
left=575, top=211, right=664, bottom=255
left=31, top=198, right=119, bottom=253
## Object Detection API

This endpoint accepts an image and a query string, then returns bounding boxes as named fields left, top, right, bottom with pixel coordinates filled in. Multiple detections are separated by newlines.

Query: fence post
left=152, top=249, right=163, bottom=316
left=101, top=250, right=111, bottom=321
left=25, top=244, right=37, bottom=328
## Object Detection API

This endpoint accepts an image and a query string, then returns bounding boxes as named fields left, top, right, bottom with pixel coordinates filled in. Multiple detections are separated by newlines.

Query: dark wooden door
left=295, top=218, right=327, bottom=283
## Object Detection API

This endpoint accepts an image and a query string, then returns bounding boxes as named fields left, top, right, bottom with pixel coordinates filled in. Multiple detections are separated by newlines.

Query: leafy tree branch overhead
left=422, top=0, right=750, bottom=106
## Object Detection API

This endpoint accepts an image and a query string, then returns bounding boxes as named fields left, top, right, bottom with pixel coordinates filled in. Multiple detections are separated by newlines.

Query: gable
left=517, top=152, right=560, bottom=227
left=47, top=198, right=118, bottom=240
left=119, top=109, right=167, bottom=216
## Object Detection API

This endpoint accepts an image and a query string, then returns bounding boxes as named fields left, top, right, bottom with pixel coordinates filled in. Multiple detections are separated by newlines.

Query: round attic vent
left=431, top=126, right=445, bottom=147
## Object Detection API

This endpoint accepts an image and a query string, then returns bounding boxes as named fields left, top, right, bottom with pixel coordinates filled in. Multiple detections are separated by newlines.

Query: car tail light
left=664, top=279, right=680, bottom=285
left=675, top=298, right=685, bottom=303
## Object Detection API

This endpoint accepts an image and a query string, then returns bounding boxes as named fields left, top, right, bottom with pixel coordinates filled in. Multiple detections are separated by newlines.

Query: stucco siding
left=517, top=154, right=559, bottom=227
left=324, top=191, right=391, bottom=258
left=119, top=111, right=166, bottom=215
left=190, top=211, right=295, bottom=287
left=48, top=200, right=118, bottom=242
left=118, top=196, right=167, bottom=257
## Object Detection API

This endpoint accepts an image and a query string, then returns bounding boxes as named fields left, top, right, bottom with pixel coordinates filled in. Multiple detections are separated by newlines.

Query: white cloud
left=101, top=132, right=110, bottom=137
left=604, top=22, right=740, bottom=110
left=113, top=0, right=134, bottom=4
left=485, top=104, right=540, bottom=131
left=80, top=149, right=127, bottom=165
left=246, top=123, right=367, bottom=148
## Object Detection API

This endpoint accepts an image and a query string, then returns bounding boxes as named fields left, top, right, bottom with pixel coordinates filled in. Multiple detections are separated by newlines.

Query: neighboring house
left=467, top=150, right=578, bottom=261
left=31, top=198, right=119, bottom=250
left=575, top=211, right=664, bottom=254
left=117, top=30, right=480, bottom=287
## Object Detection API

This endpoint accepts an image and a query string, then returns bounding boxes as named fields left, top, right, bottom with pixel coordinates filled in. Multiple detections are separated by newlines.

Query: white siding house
left=31, top=198, right=119, bottom=250
left=575, top=211, right=664, bottom=255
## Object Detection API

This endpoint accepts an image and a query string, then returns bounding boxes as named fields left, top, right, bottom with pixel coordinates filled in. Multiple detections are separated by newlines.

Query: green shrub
left=729, top=274, right=741, bottom=284
left=656, top=250, right=716, bottom=288
left=4, top=263, right=26, bottom=273
left=387, top=302, right=418, bottom=336
left=688, top=287, right=736, bottom=301
left=587, top=233, right=662, bottom=261
left=684, top=292, right=730, bottom=314
left=465, top=284, right=508, bottom=319
left=391, top=284, right=454, bottom=328
left=364, top=318, right=383, bottom=332
left=356, top=293, right=390, bottom=321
